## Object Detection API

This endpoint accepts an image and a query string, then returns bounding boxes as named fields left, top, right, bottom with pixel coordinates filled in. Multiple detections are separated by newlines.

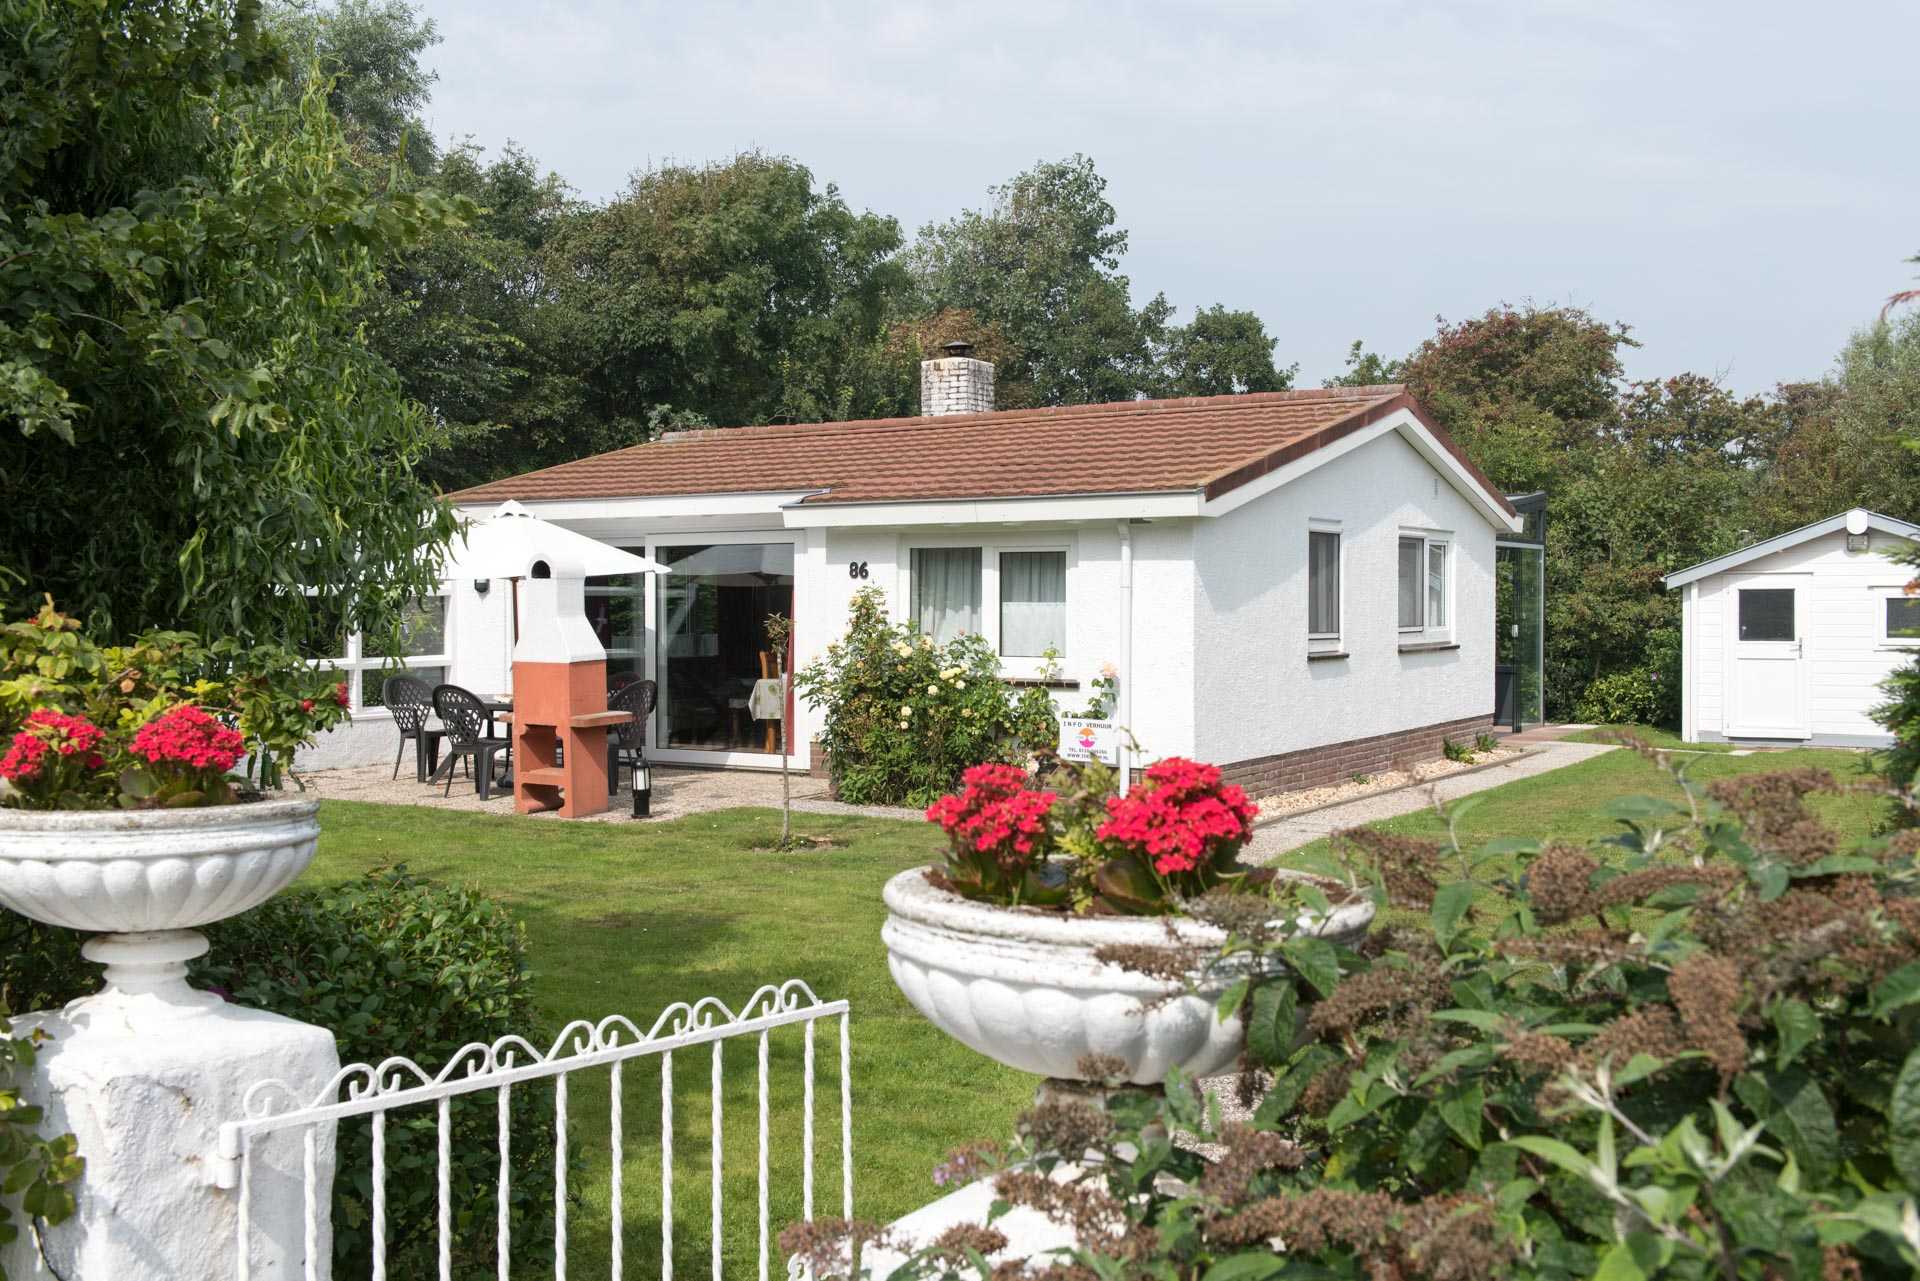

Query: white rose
left=927, top=684, right=940, bottom=695
left=900, top=704, right=913, bottom=717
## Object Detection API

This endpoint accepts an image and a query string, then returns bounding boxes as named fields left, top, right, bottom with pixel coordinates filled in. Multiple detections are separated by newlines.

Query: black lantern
left=473, top=578, right=491, bottom=597
left=631, top=761, right=653, bottom=818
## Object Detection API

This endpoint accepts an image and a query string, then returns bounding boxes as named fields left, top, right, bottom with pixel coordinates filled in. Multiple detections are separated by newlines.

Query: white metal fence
left=215, top=979, right=851, bottom=1281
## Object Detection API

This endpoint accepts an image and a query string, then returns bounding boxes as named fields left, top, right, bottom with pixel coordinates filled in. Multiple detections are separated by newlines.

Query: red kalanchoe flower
left=926, top=763, right=1058, bottom=877
left=1097, top=756, right=1258, bottom=878
left=0, top=732, right=50, bottom=783
left=130, top=706, right=246, bottom=774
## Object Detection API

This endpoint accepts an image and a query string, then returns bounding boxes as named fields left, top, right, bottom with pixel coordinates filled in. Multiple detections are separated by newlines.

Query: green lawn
left=299, top=746, right=1883, bottom=1276
left=303, top=801, right=1029, bottom=1280
left=1564, top=724, right=1738, bottom=751
left=1275, top=744, right=1882, bottom=886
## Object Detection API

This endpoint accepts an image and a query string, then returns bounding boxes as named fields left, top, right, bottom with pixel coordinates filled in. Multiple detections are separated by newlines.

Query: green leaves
left=1890, top=1047, right=1920, bottom=1192
left=1244, top=981, right=1298, bottom=1067
left=1430, top=880, right=1476, bottom=951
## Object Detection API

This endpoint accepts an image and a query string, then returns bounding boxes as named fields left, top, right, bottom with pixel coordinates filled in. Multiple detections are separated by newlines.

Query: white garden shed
left=1665, top=509, right=1920, bottom=746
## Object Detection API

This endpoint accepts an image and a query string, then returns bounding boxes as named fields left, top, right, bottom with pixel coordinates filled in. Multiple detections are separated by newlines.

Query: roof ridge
left=654, top=384, right=1407, bottom=444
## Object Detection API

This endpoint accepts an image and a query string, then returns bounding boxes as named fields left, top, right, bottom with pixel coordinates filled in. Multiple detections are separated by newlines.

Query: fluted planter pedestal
left=0, top=800, right=339, bottom=1281
left=882, top=867, right=1375, bottom=1093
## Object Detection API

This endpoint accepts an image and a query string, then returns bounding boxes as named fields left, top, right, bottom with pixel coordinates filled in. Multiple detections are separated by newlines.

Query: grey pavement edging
left=1249, top=746, right=1545, bottom=829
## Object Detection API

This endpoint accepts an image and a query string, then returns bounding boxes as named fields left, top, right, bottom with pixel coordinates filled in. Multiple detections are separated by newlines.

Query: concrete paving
left=1246, top=740, right=1618, bottom=861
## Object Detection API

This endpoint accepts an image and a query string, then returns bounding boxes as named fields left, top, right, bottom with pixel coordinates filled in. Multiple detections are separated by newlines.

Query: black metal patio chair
left=608, top=679, right=655, bottom=793
left=431, top=683, right=513, bottom=800
left=381, top=675, right=446, bottom=782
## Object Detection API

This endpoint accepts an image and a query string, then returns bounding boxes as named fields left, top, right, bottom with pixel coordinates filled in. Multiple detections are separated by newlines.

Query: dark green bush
left=1874, top=545, right=1920, bottom=830
left=866, top=752, right=1920, bottom=1279
left=1, top=867, right=558, bottom=1280
left=1573, top=665, right=1673, bottom=727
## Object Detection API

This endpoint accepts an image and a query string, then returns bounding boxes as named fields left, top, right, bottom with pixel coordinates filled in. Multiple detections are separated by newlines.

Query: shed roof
left=1663, top=509, right=1920, bottom=589
left=448, top=386, right=1517, bottom=519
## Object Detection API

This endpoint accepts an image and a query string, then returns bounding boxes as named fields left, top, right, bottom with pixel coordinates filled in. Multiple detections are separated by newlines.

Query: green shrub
left=869, top=754, right=1920, bottom=1279
left=794, top=587, right=1058, bottom=807
left=1574, top=665, right=1673, bottom=727
left=1, top=867, right=558, bottom=1281
left=1442, top=736, right=1474, bottom=763
left=1873, top=546, right=1920, bottom=830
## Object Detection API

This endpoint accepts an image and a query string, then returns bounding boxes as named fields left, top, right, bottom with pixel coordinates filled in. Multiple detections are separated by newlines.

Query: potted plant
left=882, top=756, right=1375, bottom=1089
left=0, top=601, right=352, bottom=1015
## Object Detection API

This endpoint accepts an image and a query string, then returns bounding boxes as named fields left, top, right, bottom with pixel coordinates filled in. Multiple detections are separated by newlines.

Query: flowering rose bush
left=0, top=600, right=351, bottom=809
left=795, top=588, right=1058, bottom=807
left=925, top=763, right=1064, bottom=906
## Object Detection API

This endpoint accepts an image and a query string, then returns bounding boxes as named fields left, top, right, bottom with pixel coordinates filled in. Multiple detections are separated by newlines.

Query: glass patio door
left=653, top=542, right=795, bottom=755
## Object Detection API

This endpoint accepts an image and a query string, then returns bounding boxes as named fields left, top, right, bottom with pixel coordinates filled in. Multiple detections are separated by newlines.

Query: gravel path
left=1246, top=740, right=1617, bottom=862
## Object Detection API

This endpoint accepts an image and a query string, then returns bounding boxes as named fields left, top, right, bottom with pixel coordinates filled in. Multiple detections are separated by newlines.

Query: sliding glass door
left=654, top=542, right=795, bottom=754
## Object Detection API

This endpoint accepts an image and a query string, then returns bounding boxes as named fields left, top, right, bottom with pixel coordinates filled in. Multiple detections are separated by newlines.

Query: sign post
left=1057, top=717, right=1119, bottom=766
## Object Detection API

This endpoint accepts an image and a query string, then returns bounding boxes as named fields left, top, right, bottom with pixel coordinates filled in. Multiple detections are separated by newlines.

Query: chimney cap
left=941, top=339, right=975, bottom=359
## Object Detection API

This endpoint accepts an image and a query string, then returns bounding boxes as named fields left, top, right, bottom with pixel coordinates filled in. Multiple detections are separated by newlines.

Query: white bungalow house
left=302, top=347, right=1522, bottom=792
left=1665, top=508, right=1920, bottom=748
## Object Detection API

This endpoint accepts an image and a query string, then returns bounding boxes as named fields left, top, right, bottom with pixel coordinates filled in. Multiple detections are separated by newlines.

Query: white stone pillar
left=2, top=944, right=339, bottom=1281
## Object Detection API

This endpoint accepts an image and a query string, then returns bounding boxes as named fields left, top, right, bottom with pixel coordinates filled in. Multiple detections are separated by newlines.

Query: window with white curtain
left=1308, top=530, right=1340, bottom=646
left=910, top=547, right=981, bottom=644
left=1397, top=537, right=1424, bottom=629
left=1398, top=532, right=1451, bottom=638
left=1000, top=551, right=1067, bottom=657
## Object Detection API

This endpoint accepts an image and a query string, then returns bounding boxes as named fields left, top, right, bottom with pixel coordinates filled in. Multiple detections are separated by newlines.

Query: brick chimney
left=919, top=340, right=995, bottom=416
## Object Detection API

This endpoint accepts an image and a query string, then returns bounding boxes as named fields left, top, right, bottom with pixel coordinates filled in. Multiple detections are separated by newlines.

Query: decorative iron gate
left=215, top=979, right=851, bottom=1281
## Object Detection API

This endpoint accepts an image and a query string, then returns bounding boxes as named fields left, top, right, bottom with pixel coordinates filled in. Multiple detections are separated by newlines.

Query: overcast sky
left=417, top=0, right=1917, bottom=394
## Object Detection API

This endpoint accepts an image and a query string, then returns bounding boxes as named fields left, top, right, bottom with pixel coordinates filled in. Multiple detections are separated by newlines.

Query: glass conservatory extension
left=1495, top=492, right=1546, bottom=728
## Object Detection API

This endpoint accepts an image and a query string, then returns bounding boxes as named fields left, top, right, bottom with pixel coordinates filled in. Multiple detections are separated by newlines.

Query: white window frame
left=1397, top=529, right=1453, bottom=643
left=898, top=534, right=1075, bottom=679
left=1877, top=585, right=1920, bottom=649
left=316, top=592, right=453, bottom=718
left=1307, top=521, right=1343, bottom=654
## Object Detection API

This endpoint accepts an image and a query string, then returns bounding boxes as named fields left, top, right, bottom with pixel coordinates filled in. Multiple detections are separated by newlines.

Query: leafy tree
left=270, top=0, right=441, bottom=173
left=539, top=152, right=911, bottom=441
left=1817, top=312, right=1920, bottom=522
left=906, top=155, right=1172, bottom=407
left=1323, top=338, right=1404, bottom=387
left=1159, top=305, right=1294, bottom=397
left=362, top=141, right=595, bottom=490
left=0, top=0, right=464, bottom=647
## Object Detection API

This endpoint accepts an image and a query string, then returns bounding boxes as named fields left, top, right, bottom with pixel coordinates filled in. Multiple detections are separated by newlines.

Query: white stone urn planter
left=882, top=867, right=1375, bottom=1086
left=0, top=798, right=321, bottom=1014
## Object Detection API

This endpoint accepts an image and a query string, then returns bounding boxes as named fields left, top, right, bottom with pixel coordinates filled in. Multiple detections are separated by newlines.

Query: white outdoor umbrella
left=452, top=500, right=670, bottom=648
left=452, top=500, right=671, bottom=579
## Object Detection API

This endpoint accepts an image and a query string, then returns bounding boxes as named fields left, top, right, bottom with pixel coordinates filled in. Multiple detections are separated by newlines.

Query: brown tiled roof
left=449, top=386, right=1515, bottom=516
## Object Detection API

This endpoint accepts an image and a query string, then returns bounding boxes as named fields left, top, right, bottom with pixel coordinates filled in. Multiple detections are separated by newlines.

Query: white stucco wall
left=1685, top=528, right=1914, bottom=745
left=293, top=569, right=515, bottom=773
left=1189, top=430, right=1499, bottom=766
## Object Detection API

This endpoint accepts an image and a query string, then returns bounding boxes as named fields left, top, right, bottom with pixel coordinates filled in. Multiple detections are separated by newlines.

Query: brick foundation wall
left=1217, top=712, right=1496, bottom=797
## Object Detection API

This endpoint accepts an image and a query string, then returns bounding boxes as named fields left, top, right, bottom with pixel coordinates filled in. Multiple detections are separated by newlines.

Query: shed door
left=1723, top=575, right=1810, bottom=739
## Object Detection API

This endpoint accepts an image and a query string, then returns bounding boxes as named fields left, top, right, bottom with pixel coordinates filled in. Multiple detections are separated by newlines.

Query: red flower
left=1096, top=756, right=1257, bottom=878
left=130, top=706, right=246, bottom=774
left=926, top=763, right=1058, bottom=876
left=0, top=733, right=49, bottom=783
left=334, top=681, right=351, bottom=708
left=1, top=710, right=107, bottom=783
left=300, top=699, right=315, bottom=713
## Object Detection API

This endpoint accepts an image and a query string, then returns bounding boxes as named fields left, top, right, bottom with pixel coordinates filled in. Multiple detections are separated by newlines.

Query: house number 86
left=848, top=561, right=869, bottom=579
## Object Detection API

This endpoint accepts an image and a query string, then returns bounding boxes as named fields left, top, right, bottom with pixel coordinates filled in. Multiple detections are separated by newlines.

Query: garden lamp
left=631, top=760, right=653, bottom=818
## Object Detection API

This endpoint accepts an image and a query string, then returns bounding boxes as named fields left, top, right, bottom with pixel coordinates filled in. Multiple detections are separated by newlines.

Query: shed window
left=1737, top=588, right=1796, bottom=642
left=1308, top=531, right=1340, bottom=639
left=1887, top=595, right=1920, bottom=643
